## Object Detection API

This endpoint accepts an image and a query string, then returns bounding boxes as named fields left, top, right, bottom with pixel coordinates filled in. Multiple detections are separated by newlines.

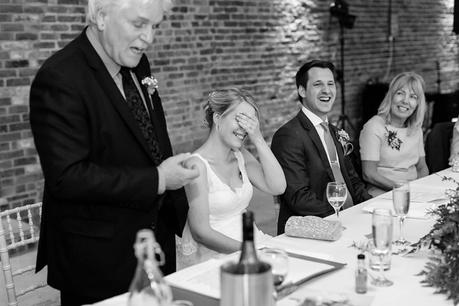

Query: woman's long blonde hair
left=377, top=71, right=426, bottom=134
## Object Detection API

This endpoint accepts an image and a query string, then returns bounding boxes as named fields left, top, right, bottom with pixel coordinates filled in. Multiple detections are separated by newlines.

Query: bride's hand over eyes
left=236, top=112, right=263, bottom=142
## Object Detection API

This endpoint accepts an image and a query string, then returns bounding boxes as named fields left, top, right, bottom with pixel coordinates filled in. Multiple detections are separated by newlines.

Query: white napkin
left=361, top=198, right=434, bottom=219
left=377, top=185, right=446, bottom=203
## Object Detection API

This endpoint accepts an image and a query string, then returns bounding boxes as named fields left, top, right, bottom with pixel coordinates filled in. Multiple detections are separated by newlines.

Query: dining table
left=91, top=168, right=458, bottom=306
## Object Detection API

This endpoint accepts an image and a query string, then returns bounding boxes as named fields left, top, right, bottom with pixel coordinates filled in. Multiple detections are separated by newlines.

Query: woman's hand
left=236, top=112, right=263, bottom=143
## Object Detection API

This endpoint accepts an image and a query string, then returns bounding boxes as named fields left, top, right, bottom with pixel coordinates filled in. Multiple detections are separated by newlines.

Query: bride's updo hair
left=203, top=88, right=260, bottom=129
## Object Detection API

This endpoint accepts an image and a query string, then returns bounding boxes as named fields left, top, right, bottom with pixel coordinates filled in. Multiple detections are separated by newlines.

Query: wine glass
left=371, top=208, right=394, bottom=287
left=326, top=182, right=348, bottom=224
left=260, top=248, right=289, bottom=287
left=392, top=181, right=410, bottom=246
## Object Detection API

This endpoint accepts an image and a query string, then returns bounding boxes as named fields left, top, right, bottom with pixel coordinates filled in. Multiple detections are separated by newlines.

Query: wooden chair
left=0, top=202, right=47, bottom=306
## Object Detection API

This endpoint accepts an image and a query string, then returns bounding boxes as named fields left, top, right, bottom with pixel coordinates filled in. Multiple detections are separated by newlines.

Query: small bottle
left=127, top=229, right=173, bottom=306
left=355, top=253, right=367, bottom=294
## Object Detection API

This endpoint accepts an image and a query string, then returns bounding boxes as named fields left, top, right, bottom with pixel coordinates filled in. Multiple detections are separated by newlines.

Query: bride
left=177, top=88, right=286, bottom=269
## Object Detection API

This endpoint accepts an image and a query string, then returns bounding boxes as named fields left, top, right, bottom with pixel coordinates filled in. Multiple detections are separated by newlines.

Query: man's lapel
left=132, top=61, right=172, bottom=158
left=77, top=31, right=154, bottom=161
left=297, top=111, right=334, bottom=180
left=132, top=66, right=160, bottom=132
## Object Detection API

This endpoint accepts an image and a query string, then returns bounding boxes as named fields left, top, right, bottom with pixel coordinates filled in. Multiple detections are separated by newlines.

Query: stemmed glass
left=392, top=181, right=410, bottom=246
left=371, top=208, right=394, bottom=287
left=260, top=248, right=289, bottom=288
left=326, top=182, right=348, bottom=224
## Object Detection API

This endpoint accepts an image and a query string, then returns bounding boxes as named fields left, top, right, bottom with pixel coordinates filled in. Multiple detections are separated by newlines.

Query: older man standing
left=272, top=60, right=371, bottom=235
left=29, top=0, right=199, bottom=304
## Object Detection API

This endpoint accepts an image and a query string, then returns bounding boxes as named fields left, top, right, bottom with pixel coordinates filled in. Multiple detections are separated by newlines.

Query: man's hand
left=158, top=153, right=200, bottom=190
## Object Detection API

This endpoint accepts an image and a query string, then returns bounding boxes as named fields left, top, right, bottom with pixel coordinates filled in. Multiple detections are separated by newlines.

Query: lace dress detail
left=176, top=150, right=270, bottom=269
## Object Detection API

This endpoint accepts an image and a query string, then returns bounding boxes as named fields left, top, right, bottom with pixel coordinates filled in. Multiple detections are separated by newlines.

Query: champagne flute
left=371, top=208, right=394, bottom=287
left=392, top=181, right=410, bottom=246
left=260, top=248, right=289, bottom=287
left=326, top=182, right=348, bottom=224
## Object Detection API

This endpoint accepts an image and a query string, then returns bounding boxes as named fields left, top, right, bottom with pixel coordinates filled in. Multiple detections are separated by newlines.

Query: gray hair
left=86, top=0, right=173, bottom=25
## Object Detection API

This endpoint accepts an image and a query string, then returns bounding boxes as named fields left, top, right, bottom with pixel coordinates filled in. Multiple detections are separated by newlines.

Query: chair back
left=0, top=202, right=46, bottom=306
left=425, top=121, right=455, bottom=173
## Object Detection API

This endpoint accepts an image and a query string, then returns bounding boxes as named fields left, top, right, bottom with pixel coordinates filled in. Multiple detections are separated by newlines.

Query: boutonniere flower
left=141, top=75, right=159, bottom=95
left=385, top=126, right=403, bottom=150
left=337, top=129, right=354, bottom=156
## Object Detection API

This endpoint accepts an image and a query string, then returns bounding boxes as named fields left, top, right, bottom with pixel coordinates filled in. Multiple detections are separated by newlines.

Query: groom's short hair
left=295, top=60, right=336, bottom=104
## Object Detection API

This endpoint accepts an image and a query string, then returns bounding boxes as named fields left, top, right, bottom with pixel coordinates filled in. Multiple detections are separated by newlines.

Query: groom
left=271, top=60, right=371, bottom=234
left=29, top=0, right=199, bottom=304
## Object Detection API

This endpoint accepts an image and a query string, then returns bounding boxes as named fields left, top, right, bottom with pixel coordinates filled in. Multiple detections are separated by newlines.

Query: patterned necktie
left=120, top=67, right=162, bottom=164
left=320, top=122, right=353, bottom=208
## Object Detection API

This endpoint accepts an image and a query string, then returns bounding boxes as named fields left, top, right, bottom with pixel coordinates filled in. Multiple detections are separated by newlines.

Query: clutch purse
left=284, top=216, right=342, bottom=241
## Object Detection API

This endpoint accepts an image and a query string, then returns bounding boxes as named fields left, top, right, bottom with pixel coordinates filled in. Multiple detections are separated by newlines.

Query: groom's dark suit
left=29, top=30, right=187, bottom=300
left=272, top=111, right=371, bottom=234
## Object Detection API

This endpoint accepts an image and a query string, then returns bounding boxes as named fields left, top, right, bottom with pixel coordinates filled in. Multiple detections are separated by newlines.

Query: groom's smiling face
left=299, top=67, right=336, bottom=120
left=96, top=0, right=165, bottom=68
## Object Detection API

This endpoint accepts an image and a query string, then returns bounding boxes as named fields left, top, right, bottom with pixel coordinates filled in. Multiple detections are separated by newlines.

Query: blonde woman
left=359, top=72, right=429, bottom=196
left=177, top=88, right=286, bottom=268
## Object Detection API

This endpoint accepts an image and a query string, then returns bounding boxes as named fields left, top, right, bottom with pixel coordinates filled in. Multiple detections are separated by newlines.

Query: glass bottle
left=355, top=253, right=368, bottom=294
left=234, top=211, right=264, bottom=274
left=220, top=211, right=274, bottom=306
left=127, top=229, right=173, bottom=306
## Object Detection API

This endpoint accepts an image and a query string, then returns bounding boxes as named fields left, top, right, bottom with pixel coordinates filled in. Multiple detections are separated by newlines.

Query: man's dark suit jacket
left=272, top=111, right=371, bottom=234
left=29, top=30, right=187, bottom=300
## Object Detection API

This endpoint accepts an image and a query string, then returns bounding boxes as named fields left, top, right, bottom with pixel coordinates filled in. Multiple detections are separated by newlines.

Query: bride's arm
left=236, top=113, right=286, bottom=195
left=241, top=146, right=286, bottom=196
left=184, top=156, right=241, bottom=254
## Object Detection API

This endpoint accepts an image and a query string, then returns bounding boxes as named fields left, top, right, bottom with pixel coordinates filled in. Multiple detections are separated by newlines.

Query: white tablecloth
left=93, top=168, right=458, bottom=306
left=274, top=168, right=457, bottom=306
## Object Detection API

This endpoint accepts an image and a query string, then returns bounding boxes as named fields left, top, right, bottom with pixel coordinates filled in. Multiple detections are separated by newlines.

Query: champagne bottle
left=220, top=211, right=274, bottom=306
left=127, top=229, right=173, bottom=306
left=234, top=211, right=265, bottom=274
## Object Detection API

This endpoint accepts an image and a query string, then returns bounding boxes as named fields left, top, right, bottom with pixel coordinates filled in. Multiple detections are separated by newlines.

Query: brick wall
left=0, top=0, right=87, bottom=208
left=0, top=0, right=458, bottom=208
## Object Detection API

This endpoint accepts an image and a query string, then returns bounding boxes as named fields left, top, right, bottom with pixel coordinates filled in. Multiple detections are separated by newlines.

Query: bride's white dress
left=177, top=150, right=271, bottom=269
